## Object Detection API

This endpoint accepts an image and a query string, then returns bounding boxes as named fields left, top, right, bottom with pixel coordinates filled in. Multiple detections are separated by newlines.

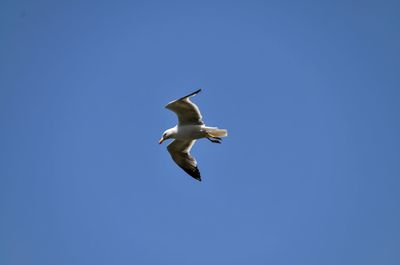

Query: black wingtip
left=178, top=89, right=202, bottom=101
left=192, top=172, right=202, bottom=182
left=193, top=88, right=202, bottom=94
left=194, top=176, right=202, bottom=182
left=182, top=166, right=202, bottom=182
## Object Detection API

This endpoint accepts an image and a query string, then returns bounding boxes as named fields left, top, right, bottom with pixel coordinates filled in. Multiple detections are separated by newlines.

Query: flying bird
left=159, top=89, right=228, bottom=181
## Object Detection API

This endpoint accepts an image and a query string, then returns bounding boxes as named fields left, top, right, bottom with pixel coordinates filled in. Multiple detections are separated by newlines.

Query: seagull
left=159, top=89, right=228, bottom=181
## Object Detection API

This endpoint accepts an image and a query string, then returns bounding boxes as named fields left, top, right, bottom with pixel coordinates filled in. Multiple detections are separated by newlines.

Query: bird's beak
left=159, top=137, right=164, bottom=144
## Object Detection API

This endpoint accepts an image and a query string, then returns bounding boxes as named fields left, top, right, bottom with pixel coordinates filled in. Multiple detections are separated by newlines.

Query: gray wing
left=165, top=89, right=204, bottom=126
left=167, top=139, right=201, bottom=181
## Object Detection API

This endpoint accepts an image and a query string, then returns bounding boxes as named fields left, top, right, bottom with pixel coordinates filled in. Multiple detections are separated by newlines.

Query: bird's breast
left=175, top=125, right=205, bottom=140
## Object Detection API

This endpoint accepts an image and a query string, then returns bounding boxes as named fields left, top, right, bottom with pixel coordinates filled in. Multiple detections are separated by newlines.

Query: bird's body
left=159, top=89, right=228, bottom=181
left=165, top=125, right=226, bottom=140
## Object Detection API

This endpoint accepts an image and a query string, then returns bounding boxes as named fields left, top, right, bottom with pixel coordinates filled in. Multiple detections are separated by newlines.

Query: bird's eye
left=163, top=133, right=166, bottom=137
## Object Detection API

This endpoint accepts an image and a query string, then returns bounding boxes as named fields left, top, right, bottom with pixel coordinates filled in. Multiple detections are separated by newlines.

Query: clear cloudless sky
left=1, top=0, right=400, bottom=264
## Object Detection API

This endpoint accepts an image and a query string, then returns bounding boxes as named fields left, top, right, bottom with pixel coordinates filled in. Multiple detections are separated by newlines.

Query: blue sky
left=1, top=0, right=400, bottom=264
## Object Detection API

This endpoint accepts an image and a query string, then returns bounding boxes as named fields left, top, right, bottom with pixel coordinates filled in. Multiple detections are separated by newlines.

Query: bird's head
left=159, top=128, right=175, bottom=144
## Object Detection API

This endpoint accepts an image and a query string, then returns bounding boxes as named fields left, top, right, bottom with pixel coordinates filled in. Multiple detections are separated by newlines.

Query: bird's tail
left=205, top=127, right=228, bottom=137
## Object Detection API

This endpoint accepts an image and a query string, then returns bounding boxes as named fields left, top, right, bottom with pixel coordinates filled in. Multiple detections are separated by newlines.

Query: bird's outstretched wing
left=165, top=89, right=204, bottom=126
left=167, top=139, right=201, bottom=181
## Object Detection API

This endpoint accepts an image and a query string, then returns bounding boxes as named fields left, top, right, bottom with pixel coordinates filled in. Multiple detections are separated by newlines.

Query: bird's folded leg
left=207, top=137, right=221, bottom=144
